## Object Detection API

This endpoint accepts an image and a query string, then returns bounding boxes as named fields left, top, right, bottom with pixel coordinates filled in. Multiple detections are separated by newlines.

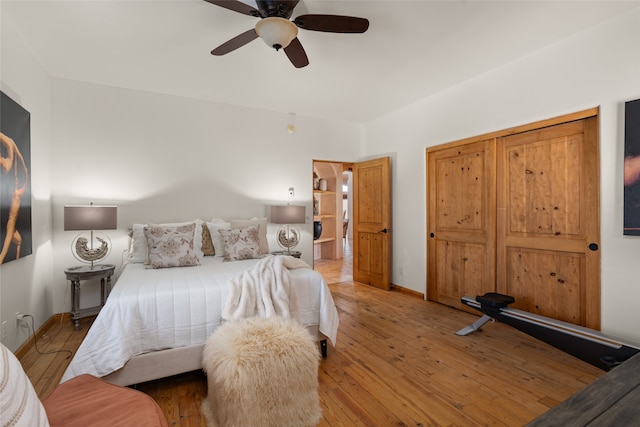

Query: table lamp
left=270, top=205, right=305, bottom=254
left=64, top=203, right=117, bottom=268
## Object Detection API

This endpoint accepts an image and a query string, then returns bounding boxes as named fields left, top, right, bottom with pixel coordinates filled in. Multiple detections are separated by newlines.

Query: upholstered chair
left=1, top=343, right=168, bottom=427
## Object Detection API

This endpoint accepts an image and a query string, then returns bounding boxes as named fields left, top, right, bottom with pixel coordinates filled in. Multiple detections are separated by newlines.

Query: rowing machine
left=457, top=292, right=640, bottom=371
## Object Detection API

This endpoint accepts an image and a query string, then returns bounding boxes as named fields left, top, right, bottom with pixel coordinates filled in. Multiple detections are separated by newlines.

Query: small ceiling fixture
left=287, top=112, right=296, bottom=134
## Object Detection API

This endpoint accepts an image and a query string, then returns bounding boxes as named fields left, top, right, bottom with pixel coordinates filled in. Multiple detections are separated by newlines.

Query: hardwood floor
left=21, top=243, right=603, bottom=426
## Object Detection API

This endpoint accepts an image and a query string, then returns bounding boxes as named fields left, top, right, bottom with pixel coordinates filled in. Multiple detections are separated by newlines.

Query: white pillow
left=230, top=217, right=269, bottom=254
left=206, top=221, right=231, bottom=257
left=144, top=223, right=200, bottom=268
left=128, top=223, right=148, bottom=263
left=0, top=343, right=50, bottom=427
left=128, top=219, right=204, bottom=263
left=218, top=225, right=263, bottom=261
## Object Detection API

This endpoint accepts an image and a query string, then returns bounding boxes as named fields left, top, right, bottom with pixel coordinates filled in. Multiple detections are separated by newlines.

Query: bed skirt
left=101, top=326, right=326, bottom=386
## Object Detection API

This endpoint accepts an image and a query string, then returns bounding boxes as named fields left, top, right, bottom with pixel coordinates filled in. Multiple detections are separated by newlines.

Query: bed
left=61, top=219, right=339, bottom=387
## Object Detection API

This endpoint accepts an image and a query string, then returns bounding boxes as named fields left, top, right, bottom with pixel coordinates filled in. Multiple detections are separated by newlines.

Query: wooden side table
left=64, top=264, right=115, bottom=330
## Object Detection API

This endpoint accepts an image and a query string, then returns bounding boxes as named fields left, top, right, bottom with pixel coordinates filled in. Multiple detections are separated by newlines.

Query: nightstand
left=271, top=250, right=302, bottom=258
left=64, top=264, right=115, bottom=330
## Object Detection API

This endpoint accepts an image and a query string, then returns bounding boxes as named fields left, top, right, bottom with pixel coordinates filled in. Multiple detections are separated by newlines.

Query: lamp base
left=276, top=224, right=301, bottom=252
left=271, top=250, right=302, bottom=259
left=71, top=231, right=111, bottom=268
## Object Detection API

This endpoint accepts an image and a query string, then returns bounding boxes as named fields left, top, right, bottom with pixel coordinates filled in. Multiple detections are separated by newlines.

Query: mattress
left=61, top=256, right=339, bottom=382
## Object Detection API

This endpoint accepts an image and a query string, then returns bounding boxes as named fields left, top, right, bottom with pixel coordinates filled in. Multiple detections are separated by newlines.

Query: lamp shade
left=64, top=205, right=117, bottom=231
left=255, top=17, right=298, bottom=50
left=271, top=205, right=305, bottom=224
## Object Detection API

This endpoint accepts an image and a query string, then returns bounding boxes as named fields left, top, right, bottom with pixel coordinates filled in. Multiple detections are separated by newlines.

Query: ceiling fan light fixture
left=255, top=17, right=298, bottom=51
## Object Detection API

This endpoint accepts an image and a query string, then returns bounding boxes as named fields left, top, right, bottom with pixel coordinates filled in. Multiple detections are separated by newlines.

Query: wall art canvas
left=624, top=98, right=640, bottom=235
left=1, top=91, right=32, bottom=264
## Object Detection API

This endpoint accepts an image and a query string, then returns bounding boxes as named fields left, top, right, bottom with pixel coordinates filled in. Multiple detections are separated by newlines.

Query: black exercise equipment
left=457, top=292, right=640, bottom=371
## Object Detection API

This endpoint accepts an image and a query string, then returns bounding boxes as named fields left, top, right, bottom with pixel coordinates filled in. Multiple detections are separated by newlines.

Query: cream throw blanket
left=222, top=255, right=310, bottom=322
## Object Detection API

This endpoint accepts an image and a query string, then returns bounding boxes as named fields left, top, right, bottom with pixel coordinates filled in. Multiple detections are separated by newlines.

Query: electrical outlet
left=1, top=321, right=7, bottom=340
left=16, top=312, right=24, bottom=324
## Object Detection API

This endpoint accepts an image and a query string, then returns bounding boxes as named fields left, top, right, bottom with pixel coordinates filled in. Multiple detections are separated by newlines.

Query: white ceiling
left=2, top=0, right=637, bottom=123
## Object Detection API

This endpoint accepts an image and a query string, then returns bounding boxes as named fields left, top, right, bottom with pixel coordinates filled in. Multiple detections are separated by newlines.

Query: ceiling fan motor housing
left=255, top=0, right=296, bottom=19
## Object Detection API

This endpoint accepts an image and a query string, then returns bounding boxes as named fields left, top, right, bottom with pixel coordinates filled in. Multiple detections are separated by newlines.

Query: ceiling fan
left=204, top=0, right=369, bottom=68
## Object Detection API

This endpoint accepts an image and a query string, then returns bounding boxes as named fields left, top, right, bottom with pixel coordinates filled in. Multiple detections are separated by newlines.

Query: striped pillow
left=0, top=343, right=49, bottom=426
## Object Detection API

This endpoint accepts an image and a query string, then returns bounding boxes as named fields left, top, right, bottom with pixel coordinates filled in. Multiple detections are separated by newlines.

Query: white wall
left=364, top=8, right=640, bottom=343
left=48, top=79, right=363, bottom=313
left=0, top=16, right=54, bottom=351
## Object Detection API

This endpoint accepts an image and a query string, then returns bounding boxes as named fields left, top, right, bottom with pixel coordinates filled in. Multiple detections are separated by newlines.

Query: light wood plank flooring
left=21, top=244, right=603, bottom=426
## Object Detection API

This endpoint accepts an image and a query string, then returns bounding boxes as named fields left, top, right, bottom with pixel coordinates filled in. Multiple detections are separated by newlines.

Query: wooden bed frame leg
left=320, top=339, right=327, bottom=358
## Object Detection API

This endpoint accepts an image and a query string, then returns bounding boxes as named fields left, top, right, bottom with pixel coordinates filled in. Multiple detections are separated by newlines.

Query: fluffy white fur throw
left=222, top=255, right=310, bottom=322
left=201, top=317, right=322, bottom=427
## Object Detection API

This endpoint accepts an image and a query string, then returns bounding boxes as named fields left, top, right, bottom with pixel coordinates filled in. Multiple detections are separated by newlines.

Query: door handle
left=379, top=228, right=390, bottom=234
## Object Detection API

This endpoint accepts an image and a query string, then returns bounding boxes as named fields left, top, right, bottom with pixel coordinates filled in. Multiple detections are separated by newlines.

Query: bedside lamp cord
left=22, top=315, right=72, bottom=359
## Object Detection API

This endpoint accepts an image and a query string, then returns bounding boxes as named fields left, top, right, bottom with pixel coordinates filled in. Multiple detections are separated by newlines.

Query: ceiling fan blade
left=211, top=29, right=258, bottom=56
left=284, top=38, right=309, bottom=68
left=293, top=14, right=369, bottom=33
left=203, top=0, right=261, bottom=18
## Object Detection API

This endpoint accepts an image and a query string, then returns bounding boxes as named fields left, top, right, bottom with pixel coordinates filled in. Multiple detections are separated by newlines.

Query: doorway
left=313, top=157, right=392, bottom=290
left=313, top=161, right=353, bottom=283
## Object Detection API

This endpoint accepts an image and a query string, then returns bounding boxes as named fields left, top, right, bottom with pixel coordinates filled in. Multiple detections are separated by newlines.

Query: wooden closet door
left=496, top=117, right=600, bottom=329
left=427, top=139, right=496, bottom=310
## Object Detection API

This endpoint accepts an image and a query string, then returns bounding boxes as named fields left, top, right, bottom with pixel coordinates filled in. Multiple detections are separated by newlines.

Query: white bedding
left=61, top=256, right=339, bottom=383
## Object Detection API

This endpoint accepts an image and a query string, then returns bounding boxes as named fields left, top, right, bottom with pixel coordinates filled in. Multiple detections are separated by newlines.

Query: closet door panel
left=497, top=117, right=600, bottom=329
left=505, top=126, right=583, bottom=237
left=506, top=247, right=584, bottom=324
left=427, top=139, right=496, bottom=310
left=434, top=240, right=487, bottom=308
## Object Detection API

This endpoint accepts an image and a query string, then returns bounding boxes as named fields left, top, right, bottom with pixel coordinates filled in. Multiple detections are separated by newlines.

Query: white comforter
left=61, top=256, right=339, bottom=382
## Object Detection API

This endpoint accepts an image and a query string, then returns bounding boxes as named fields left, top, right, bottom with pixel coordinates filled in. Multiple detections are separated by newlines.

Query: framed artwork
left=624, top=98, right=640, bottom=235
left=1, top=91, right=32, bottom=264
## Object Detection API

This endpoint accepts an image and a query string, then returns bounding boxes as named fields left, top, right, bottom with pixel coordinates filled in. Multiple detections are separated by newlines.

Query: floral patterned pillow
left=218, top=225, right=263, bottom=261
left=144, top=223, right=200, bottom=268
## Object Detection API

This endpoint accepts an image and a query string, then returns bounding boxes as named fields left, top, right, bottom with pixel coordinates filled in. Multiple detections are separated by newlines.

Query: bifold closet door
left=427, top=138, right=496, bottom=311
left=496, top=117, right=600, bottom=329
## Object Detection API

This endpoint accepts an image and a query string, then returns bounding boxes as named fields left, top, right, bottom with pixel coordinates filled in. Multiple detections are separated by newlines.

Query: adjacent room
left=2, top=1, right=640, bottom=426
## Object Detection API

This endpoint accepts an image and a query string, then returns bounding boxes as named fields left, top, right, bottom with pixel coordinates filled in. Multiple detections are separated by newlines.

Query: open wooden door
left=352, top=157, right=391, bottom=290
